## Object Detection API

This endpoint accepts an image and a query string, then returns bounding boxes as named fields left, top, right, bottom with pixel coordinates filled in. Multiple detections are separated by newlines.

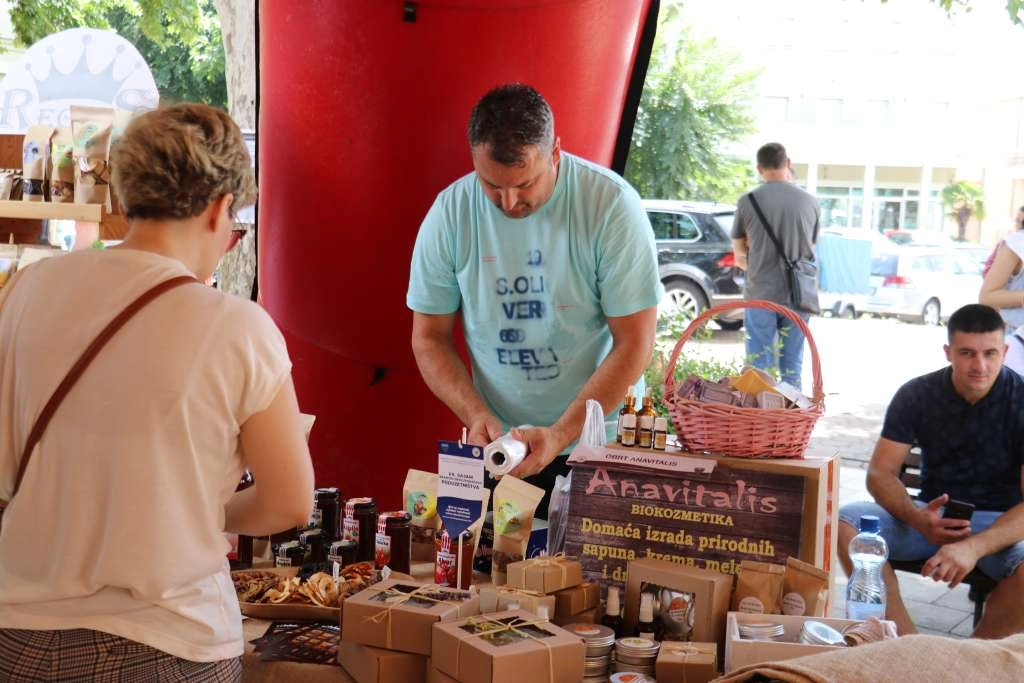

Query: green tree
left=940, top=180, right=986, bottom=241
left=9, top=0, right=226, bottom=108
left=625, top=6, right=759, bottom=204
left=914, top=0, right=1023, bottom=25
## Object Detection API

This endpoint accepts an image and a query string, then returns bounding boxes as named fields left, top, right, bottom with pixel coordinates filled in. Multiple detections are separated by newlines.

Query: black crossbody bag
left=747, top=192, right=820, bottom=315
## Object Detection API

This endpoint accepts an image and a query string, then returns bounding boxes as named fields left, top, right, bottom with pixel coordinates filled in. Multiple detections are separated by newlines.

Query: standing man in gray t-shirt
left=731, top=143, right=820, bottom=389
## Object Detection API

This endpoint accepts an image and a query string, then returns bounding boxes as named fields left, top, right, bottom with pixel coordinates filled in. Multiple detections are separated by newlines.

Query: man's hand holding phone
left=915, top=493, right=972, bottom=545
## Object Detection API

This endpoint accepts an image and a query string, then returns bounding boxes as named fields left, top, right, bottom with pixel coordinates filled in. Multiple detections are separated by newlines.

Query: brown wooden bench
left=888, top=447, right=995, bottom=628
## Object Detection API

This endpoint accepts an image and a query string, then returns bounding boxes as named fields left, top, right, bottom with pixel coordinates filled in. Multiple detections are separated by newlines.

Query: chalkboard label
left=564, top=462, right=805, bottom=592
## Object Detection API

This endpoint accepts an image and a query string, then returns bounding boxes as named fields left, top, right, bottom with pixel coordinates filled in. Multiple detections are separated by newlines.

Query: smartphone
left=942, top=499, right=975, bottom=521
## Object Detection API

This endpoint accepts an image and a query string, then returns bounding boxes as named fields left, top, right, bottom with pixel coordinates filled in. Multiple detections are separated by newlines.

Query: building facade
left=682, top=0, right=1024, bottom=245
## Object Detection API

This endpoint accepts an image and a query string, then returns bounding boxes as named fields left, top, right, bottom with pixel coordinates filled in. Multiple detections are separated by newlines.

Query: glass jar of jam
left=375, top=511, right=412, bottom=574
left=434, top=530, right=474, bottom=589
left=327, top=539, right=358, bottom=567
left=275, top=540, right=307, bottom=567
left=343, top=497, right=377, bottom=562
left=299, top=528, right=325, bottom=564
left=313, top=487, right=341, bottom=541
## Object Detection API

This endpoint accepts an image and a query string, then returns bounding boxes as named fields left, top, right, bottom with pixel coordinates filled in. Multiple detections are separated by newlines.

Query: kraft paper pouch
left=49, top=128, right=74, bottom=203
left=490, top=476, right=543, bottom=586
left=782, top=556, right=829, bottom=616
left=22, top=125, right=52, bottom=201
left=71, top=105, right=114, bottom=205
left=404, top=469, right=442, bottom=561
left=731, top=560, right=785, bottom=614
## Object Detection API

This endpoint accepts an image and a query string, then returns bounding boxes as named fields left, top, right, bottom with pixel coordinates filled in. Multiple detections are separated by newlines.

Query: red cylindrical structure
left=259, top=0, right=656, bottom=503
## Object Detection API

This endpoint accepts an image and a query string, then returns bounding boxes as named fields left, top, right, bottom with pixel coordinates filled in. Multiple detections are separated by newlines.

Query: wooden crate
left=0, top=133, right=128, bottom=243
left=563, top=444, right=839, bottom=605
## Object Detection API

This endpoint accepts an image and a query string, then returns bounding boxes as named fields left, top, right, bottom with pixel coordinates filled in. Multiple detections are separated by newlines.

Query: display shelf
left=0, top=200, right=103, bottom=222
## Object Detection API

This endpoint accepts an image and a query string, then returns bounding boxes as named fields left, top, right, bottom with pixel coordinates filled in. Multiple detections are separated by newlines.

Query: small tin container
left=738, top=621, right=786, bottom=641
left=564, top=623, right=616, bottom=658
left=799, top=620, right=846, bottom=646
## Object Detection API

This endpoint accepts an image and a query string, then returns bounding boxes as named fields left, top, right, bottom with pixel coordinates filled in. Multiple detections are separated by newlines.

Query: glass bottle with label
left=635, top=592, right=658, bottom=640
left=637, top=414, right=654, bottom=448
left=601, top=585, right=623, bottom=638
left=616, top=391, right=637, bottom=443
left=621, top=413, right=637, bottom=447
left=652, top=417, right=668, bottom=451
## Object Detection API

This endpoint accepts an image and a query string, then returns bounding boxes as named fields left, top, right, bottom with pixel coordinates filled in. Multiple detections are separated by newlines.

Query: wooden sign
left=563, top=460, right=805, bottom=592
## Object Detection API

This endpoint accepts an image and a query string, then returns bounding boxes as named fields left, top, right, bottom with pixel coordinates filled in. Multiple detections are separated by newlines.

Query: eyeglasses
left=226, top=224, right=249, bottom=252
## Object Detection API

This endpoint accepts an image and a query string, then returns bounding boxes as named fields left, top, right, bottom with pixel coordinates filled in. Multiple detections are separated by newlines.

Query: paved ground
left=688, top=315, right=976, bottom=636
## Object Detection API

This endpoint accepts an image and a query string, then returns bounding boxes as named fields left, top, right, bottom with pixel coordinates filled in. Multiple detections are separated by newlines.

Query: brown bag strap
left=11, top=274, right=199, bottom=498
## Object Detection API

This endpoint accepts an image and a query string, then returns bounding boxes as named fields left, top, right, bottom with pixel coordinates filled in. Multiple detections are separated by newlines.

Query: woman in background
left=0, top=104, right=314, bottom=681
left=980, top=208, right=1024, bottom=333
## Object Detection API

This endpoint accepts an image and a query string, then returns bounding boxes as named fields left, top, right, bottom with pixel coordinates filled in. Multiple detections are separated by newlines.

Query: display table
left=242, top=616, right=352, bottom=682
left=240, top=561, right=443, bottom=681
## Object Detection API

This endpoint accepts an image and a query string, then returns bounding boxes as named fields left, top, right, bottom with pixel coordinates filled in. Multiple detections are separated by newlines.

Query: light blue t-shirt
left=407, top=152, right=662, bottom=429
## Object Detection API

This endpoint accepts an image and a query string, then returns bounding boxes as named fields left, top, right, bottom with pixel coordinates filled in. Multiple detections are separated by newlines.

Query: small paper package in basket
left=656, top=641, right=718, bottom=683
left=506, top=556, right=582, bottom=595
left=341, top=579, right=480, bottom=655
left=431, top=609, right=586, bottom=683
left=337, top=640, right=427, bottom=683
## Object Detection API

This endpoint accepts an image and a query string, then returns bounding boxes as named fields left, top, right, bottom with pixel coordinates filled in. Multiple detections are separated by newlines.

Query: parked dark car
left=643, top=199, right=744, bottom=330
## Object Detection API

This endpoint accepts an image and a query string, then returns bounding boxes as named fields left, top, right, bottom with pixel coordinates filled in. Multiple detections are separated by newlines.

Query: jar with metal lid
left=327, top=539, right=358, bottom=567
left=275, top=540, right=307, bottom=567
left=313, top=487, right=341, bottom=541
left=343, top=497, right=377, bottom=562
left=375, top=511, right=412, bottom=573
left=738, top=621, right=786, bottom=641
left=299, top=528, right=325, bottom=564
left=799, top=621, right=845, bottom=646
left=434, top=530, right=474, bottom=589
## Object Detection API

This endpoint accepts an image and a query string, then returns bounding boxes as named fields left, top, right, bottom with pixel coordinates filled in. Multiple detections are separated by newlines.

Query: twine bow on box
left=515, top=553, right=578, bottom=592
left=361, top=583, right=473, bottom=649
left=455, top=615, right=557, bottom=683
left=660, top=643, right=714, bottom=683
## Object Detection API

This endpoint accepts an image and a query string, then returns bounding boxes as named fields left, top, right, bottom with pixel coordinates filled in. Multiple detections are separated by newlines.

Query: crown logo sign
left=29, top=35, right=138, bottom=104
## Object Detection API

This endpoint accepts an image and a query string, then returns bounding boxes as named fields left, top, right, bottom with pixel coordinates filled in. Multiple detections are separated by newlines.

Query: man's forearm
left=965, top=503, right=1024, bottom=557
left=412, top=336, right=493, bottom=426
left=867, top=466, right=924, bottom=527
left=550, top=338, right=653, bottom=454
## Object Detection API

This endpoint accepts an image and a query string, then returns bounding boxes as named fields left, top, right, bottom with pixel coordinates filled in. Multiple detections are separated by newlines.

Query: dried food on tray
left=232, top=562, right=376, bottom=619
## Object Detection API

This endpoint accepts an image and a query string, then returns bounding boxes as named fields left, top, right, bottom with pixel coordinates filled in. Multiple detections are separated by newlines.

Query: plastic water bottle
left=846, top=515, right=889, bottom=621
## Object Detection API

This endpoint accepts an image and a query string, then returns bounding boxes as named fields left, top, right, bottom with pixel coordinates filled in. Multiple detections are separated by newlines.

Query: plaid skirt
left=0, top=628, right=241, bottom=682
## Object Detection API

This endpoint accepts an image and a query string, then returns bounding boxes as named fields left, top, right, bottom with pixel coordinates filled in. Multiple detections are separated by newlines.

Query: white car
left=863, top=246, right=982, bottom=324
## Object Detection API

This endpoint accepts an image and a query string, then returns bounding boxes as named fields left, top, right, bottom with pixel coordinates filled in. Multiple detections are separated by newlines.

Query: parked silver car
left=864, top=246, right=982, bottom=324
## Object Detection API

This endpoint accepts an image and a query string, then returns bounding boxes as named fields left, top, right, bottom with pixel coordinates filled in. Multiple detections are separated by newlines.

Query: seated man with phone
left=839, top=304, right=1024, bottom=638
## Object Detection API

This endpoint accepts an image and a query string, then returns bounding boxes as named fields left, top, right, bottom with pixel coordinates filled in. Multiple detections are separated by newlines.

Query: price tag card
left=436, top=440, right=485, bottom=540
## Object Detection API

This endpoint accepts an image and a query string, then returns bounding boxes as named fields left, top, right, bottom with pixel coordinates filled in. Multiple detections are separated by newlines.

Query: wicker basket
left=662, top=299, right=824, bottom=458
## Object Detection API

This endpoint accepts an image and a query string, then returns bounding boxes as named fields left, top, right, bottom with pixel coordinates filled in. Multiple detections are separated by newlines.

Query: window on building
left=762, top=96, right=789, bottom=122
left=818, top=98, right=843, bottom=125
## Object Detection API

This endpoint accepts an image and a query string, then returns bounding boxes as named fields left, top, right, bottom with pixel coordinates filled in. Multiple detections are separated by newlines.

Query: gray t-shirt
left=731, top=180, right=820, bottom=305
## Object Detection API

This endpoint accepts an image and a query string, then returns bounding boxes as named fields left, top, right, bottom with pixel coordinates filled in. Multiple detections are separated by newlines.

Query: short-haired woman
left=0, top=103, right=314, bottom=682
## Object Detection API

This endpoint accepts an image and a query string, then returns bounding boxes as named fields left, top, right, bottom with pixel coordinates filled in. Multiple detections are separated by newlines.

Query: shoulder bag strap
left=747, top=191, right=795, bottom=270
left=9, top=274, right=199, bottom=499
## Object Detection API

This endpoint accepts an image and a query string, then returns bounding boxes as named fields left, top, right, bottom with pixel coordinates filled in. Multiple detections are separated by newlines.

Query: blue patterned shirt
left=882, top=366, right=1024, bottom=512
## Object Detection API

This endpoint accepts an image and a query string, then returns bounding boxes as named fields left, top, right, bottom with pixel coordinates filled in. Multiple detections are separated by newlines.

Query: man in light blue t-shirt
left=407, top=84, right=661, bottom=509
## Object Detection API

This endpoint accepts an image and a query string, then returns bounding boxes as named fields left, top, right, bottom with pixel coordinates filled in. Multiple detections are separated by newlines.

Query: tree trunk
left=957, top=205, right=971, bottom=241
left=212, top=0, right=257, bottom=299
